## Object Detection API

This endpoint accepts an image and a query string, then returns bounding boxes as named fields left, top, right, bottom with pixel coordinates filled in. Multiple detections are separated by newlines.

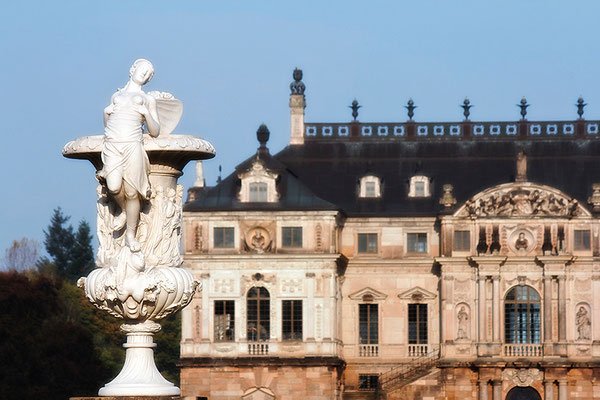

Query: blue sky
left=1, top=1, right=599, bottom=256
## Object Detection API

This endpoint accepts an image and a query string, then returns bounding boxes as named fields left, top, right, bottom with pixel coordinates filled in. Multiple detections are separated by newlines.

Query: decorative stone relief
left=213, top=278, right=235, bottom=294
left=315, top=303, right=323, bottom=340
left=315, top=223, right=323, bottom=251
left=456, top=304, right=470, bottom=340
left=454, top=278, right=471, bottom=303
left=194, top=224, right=202, bottom=251
left=503, top=368, right=540, bottom=387
left=243, top=226, right=273, bottom=254
left=280, top=278, right=303, bottom=294
left=457, top=183, right=588, bottom=218
left=576, top=304, right=592, bottom=341
left=575, top=277, right=592, bottom=293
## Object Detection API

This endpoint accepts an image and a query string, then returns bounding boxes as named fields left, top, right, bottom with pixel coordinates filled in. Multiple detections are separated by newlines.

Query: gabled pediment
left=398, top=286, right=437, bottom=301
left=348, top=287, right=388, bottom=301
left=455, top=182, right=591, bottom=218
left=242, top=386, right=275, bottom=400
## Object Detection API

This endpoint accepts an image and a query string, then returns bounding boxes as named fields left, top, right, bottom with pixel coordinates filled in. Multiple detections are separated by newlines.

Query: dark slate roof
left=184, top=148, right=337, bottom=212
left=185, top=133, right=600, bottom=216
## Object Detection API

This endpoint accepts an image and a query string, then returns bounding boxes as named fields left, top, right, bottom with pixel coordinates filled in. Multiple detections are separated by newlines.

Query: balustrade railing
left=407, top=344, right=429, bottom=358
left=359, top=344, right=379, bottom=357
left=248, top=342, right=269, bottom=355
left=378, top=348, right=439, bottom=395
left=304, top=120, right=600, bottom=141
left=503, top=343, right=543, bottom=357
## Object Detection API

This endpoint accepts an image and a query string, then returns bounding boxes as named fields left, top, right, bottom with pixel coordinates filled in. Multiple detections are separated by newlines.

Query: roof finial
left=440, top=184, right=457, bottom=208
left=217, top=165, right=222, bottom=184
left=257, top=124, right=270, bottom=151
left=406, top=98, right=416, bottom=121
left=518, top=97, right=529, bottom=120
left=461, top=97, right=472, bottom=120
left=349, top=99, right=361, bottom=121
left=577, top=96, right=587, bottom=120
left=290, top=68, right=305, bottom=95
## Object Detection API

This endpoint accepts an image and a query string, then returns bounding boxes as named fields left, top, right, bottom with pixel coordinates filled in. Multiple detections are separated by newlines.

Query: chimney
left=289, top=68, right=306, bottom=145
left=194, top=160, right=206, bottom=188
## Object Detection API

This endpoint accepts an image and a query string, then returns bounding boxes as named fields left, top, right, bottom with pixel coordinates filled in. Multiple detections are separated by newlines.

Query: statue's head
left=129, top=58, right=154, bottom=85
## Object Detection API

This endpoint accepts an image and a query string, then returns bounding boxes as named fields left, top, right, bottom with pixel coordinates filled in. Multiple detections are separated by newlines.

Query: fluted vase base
left=98, top=322, right=180, bottom=397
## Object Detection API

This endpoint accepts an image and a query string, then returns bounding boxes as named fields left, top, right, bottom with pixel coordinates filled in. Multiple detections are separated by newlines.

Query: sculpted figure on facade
left=456, top=306, right=469, bottom=340
left=576, top=306, right=591, bottom=340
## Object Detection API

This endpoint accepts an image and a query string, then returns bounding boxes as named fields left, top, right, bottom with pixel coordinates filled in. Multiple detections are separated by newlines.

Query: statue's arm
left=142, top=95, right=160, bottom=137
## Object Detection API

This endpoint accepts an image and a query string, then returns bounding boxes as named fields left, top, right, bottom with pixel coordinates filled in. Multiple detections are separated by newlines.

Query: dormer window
left=238, top=161, right=279, bottom=203
left=359, top=175, right=381, bottom=198
left=409, top=175, right=430, bottom=198
left=249, top=182, right=268, bottom=202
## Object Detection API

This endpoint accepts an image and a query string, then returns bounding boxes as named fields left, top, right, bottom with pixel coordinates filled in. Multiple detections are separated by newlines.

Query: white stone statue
left=456, top=306, right=469, bottom=340
left=63, top=59, right=215, bottom=397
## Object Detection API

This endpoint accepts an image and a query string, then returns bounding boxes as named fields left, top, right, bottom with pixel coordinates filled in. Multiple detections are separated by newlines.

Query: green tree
left=39, top=207, right=96, bottom=282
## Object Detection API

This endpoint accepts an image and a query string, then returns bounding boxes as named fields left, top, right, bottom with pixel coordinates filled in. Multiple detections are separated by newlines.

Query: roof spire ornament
left=349, top=99, right=361, bottom=121
left=440, top=184, right=457, bottom=208
left=461, top=97, right=472, bottom=120
left=405, top=98, right=416, bottom=121
left=257, top=124, right=270, bottom=154
left=577, top=96, right=587, bottom=120
left=518, top=97, right=529, bottom=120
left=290, top=68, right=305, bottom=95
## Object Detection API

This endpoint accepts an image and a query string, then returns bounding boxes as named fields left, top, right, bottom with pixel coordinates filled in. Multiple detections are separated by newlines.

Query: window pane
left=575, top=230, right=591, bottom=250
left=247, top=287, right=270, bottom=342
left=214, top=300, right=235, bottom=341
left=359, top=374, right=379, bottom=390
left=504, top=286, right=541, bottom=344
left=359, top=304, right=378, bottom=344
left=214, top=227, right=234, bottom=248
left=453, top=230, right=470, bottom=251
left=249, top=182, right=268, bottom=202
left=408, top=303, right=428, bottom=344
left=282, top=227, right=303, bottom=248
left=358, top=233, right=378, bottom=253
left=365, top=182, right=376, bottom=197
left=282, top=300, right=303, bottom=340
left=415, top=181, right=425, bottom=196
left=407, top=233, right=427, bottom=253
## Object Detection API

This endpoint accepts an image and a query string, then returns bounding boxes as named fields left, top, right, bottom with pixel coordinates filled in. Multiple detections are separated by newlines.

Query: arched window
left=505, top=286, right=541, bottom=344
left=247, top=287, right=270, bottom=341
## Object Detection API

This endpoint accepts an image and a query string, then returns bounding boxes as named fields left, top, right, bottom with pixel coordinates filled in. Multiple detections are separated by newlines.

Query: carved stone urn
left=63, top=60, right=215, bottom=397
left=64, top=133, right=214, bottom=396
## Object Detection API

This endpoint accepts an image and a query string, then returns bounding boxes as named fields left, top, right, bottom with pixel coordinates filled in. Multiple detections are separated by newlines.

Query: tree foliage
left=2, top=237, right=40, bottom=272
left=40, top=207, right=95, bottom=282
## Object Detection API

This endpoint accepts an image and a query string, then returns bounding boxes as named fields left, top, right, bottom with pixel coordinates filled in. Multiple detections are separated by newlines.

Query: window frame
left=214, top=300, right=235, bottom=342
left=247, top=287, right=270, bottom=342
left=249, top=182, right=268, bottom=202
left=453, top=230, right=471, bottom=252
left=357, top=233, right=378, bottom=254
left=408, top=303, right=428, bottom=344
left=406, top=232, right=428, bottom=254
left=282, top=226, right=303, bottom=248
left=504, top=285, right=541, bottom=344
left=358, top=374, right=379, bottom=391
left=213, top=227, right=235, bottom=249
left=282, top=299, right=303, bottom=341
left=574, top=229, right=591, bottom=251
left=359, top=303, right=379, bottom=345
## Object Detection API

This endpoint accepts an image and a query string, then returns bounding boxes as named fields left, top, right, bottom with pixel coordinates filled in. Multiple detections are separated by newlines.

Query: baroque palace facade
left=178, top=70, right=600, bottom=400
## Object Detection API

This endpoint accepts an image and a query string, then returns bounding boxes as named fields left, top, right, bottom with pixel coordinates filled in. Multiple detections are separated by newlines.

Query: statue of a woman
left=97, top=59, right=160, bottom=252
left=576, top=306, right=591, bottom=340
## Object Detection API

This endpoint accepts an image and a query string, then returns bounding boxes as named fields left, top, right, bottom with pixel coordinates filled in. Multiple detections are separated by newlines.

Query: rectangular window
left=358, top=233, right=378, bottom=253
left=214, top=300, right=235, bottom=341
left=249, top=182, right=268, bottom=202
left=407, top=233, right=427, bottom=253
left=453, top=230, right=470, bottom=251
left=359, top=304, right=378, bottom=344
left=358, top=374, right=379, bottom=391
left=414, top=181, right=425, bottom=196
left=214, top=227, right=234, bottom=248
left=365, top=182, right=376, bottom=197
left=282, top=227, right=303, bottom=248
left=282, top=300, right=302, bottom=340
left=408, top=303, right=428, bottom=344
left=574, top=229, right=591, bottom=250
